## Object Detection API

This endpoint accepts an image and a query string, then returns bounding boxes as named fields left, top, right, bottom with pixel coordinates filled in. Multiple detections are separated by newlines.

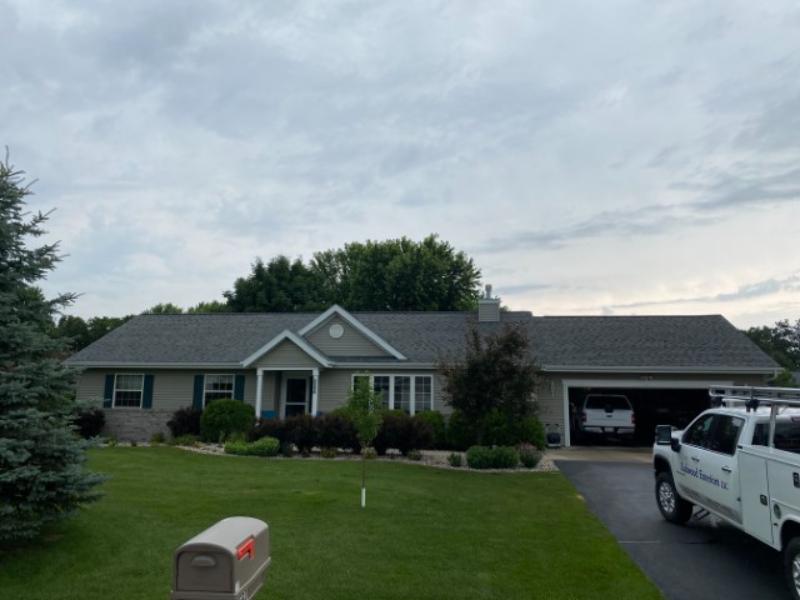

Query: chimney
left=478, top=284, right=500, bottom=322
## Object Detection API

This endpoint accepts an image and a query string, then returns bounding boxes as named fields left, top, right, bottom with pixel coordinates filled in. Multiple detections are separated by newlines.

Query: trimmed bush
left=224, top=436, right=280, bottom=457
left=519, top=444, right=543, bottom=469
left=284, top=414, right=317, bottom=454
left=168, top=407, right=202, bottom=438
left=448, top=452, right=463, bottom=467
left=374, top=412, right=434, bottom=456
left=250, top=418, right=285, bottom=443
left=406, top=449, right=423, bottom=461
left=416, top=411, right=446, bottom=449
left=73, top=406, right=105, bottom=439
left=316, top=413, right=360, bottom=452
left=466, top=445, right=520, bottom=469
left=150, top=432, right=166, bottom=445
left=200, top=400, right=254, bottom=443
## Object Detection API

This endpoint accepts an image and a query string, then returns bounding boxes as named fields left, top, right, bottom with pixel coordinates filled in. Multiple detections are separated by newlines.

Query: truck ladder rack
left=709, top=385, right=800, bottom=410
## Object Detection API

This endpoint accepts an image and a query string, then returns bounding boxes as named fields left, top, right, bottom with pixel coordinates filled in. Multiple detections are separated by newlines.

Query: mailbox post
left=172, top=517, right=270, bottom=600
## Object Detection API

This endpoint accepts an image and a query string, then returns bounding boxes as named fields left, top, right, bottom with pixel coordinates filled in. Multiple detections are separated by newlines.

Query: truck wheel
left=655, top=472, right=692, bottom=524
left=784, top=537, right=800, bottom=600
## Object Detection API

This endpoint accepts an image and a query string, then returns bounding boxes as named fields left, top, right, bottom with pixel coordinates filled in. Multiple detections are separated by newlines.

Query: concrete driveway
left=557, top=459, right=788, bottom=600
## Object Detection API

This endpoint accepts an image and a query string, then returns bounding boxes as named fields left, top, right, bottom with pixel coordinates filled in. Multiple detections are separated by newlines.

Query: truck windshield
left=585, top=396, right=630, bottom=410
left=752, top=421, right=800, bottom=453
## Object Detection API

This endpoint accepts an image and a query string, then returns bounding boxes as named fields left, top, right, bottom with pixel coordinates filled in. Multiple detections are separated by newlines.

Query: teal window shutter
left=103, top=374, right=114, bottom=408
left=234, top=374, right=245, bottom=401
left=143, top=374, right=154, bottom=409
left=193, top=375, right=204, bottom=410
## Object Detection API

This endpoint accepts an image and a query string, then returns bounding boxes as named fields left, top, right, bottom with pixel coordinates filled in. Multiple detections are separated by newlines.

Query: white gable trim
left=241, top=330, right=332, bottom=368
left=298, top=305, right=407, bottom=360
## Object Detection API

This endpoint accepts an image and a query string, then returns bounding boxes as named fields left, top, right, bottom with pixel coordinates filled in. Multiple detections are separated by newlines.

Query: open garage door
left=567, top=386, right=711, bottom=446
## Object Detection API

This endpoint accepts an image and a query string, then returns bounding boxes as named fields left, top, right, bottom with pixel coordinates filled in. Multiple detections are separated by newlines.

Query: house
left=66, top=290, right=779, bottom=444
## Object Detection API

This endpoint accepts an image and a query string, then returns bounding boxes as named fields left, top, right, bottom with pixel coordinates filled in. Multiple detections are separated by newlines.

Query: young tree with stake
left=345, top=376, right=384, bottom=508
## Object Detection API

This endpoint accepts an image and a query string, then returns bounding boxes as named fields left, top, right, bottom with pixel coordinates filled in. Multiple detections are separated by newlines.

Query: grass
left=0, top=448, right=661, bottom=600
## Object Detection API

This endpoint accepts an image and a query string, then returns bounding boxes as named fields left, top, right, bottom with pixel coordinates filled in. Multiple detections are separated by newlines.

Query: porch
left=253, top=367, right=320, bottom=419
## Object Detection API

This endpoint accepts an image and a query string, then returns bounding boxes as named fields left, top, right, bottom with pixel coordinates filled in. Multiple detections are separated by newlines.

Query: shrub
left=170, top=434, right=200, bottom=447
left=284, top=414, right=317, bottom=454
left=519, top=444, right=543, bottom=469
left=491, top=446, right=520, bottom=469
left=130, top=440, right=138, bottom=448
left=446, top=410, right=477, bottom=450
left=374, top=412, right=434, bottom=456
left=466, top=446, right=519, bottom=469
left=224, top=436, right=280, bottom=457
left=279, top=441, right=295, bottom=457
left=150, top=432, right=166, bottom=445
left=320, top=447, right=338, bottom=459
left=247, top=436, right=280, bottom=456
left=416, top=411, right=446, bottom=449
left=406, top=449, right=423, bottom=461
left=362, top=447, right=377, bottom=459
left=200, top=400, right=254, bottom=443
left=249, top=418, right=286, bottom=443
left=316, top=413, right=360, bottom=452
left=73, top=406, right=105, bottom=438
left=167, top=407, right=202, bottom=438
left=448, top=452, right=463, bottom=467
left=478, top=411, right=547, bottom=450
left=106, top=436, right=118, bottom=447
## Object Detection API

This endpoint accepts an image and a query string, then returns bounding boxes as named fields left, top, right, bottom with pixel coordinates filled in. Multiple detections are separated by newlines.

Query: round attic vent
left=329, top=323, right=344, bottom=339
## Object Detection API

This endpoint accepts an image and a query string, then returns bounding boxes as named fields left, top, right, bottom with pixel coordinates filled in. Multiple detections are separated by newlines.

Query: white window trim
left=203, top=373, right=235, bottom=407
left=112, top=373, right=145, bottom=409
left=351, top=373, right=434, bottom=415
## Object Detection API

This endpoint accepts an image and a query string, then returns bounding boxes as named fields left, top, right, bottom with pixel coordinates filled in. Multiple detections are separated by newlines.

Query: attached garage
left=529, top=315, right=780, bottom=447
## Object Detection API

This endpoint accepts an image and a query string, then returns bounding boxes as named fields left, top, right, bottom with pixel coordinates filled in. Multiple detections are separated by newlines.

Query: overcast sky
left=3, top=1, right=799, bottom=327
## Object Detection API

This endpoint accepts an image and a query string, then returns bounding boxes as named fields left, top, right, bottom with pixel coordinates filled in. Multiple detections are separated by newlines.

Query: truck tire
left=655, top=472, right=693, bottom=524
left=783, top=537, right=800, bottom=600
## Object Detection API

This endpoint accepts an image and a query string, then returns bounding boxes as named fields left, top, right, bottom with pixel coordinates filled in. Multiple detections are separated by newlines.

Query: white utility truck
left=653, top=386, right=800, bottom=599
left=580, top=393, right=635, bottom=439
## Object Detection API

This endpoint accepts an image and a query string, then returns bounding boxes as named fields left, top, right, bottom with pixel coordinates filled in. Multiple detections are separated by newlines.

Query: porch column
left=255, top=368, right=263, bottom=418
left=311, top=368, right=319, bottom=416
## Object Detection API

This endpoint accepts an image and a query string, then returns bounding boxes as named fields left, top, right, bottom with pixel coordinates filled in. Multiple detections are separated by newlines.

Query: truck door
left=678, top=413, right=744, bottom=524
left=700, top=414, right=745, bottom=524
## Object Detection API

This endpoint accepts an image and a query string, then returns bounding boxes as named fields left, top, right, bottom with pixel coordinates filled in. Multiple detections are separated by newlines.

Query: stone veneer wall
left=103, top=409, right=172, bottom=442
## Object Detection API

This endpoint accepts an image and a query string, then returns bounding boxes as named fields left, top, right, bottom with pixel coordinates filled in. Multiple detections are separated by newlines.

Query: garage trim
left=560, top=378, right=734, bottom=447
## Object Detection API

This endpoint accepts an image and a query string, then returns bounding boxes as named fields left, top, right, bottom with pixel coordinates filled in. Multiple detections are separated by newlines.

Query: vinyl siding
left=253, top=340, right=322, bottom=369
left=318, top=369, right=448, bottom=414
left=75, top=369, right=271, bottom=412
left=305, top=316, right=388, bottom=357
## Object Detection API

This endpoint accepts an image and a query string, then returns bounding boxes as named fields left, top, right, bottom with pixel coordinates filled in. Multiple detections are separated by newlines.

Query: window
left=394, top=376, right=411, bottom=414
left=114, top=374, right=144, bottom=408
left=351, top=374, right=434, bottom=415
left=708, top=415, right=744, bottom=455
left=204, top=374, right=234, bottom=405
left=585, top=395, right=631, bottom=411
left=415, top=376, right=432, bottom=412
left=753, top=421, right=800, bottom=453
left=373, top=376, right=390, bottom=409
left=682, top=414, right=715, bottom=448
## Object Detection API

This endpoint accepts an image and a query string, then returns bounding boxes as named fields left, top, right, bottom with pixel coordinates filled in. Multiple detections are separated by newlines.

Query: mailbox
left=172, top=517, right=270, bottom=600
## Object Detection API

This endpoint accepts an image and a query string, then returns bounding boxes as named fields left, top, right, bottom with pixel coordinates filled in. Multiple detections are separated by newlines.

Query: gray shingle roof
left=529, top=315, right=777, bottom=370
left=66, top=310, right=778, bottom=373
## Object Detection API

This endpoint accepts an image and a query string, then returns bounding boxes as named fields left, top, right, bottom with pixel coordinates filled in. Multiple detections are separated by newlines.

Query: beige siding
left=74, top=369, right=271, bottom=412
left=318, top=369, right=448, bottom=414
left=536, top=371, right=772, bottom=444
left=253, top=340, right=322, bottom=369
left=305, top=316, right=388, bottom=357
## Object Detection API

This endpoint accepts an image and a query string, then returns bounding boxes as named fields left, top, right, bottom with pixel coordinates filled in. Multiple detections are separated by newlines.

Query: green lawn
left=0, top=448, right=661, bottom=600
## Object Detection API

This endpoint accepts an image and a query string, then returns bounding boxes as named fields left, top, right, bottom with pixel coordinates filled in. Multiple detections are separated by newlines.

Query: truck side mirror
left=655, top=425, right=672, bottom=445
left=670, top=438, right=681, bottom=453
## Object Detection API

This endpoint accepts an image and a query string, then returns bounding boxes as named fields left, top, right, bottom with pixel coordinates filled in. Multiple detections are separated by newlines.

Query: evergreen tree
left=0, top=158, right=103, bottom=544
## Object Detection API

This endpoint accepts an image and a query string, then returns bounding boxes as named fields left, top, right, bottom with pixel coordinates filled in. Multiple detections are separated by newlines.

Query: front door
left=285, top=378, right=308, bottom=417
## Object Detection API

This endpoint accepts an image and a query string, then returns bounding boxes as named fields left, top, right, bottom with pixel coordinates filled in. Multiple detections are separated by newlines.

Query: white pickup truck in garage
left=653, top=386, right=800, bottom=599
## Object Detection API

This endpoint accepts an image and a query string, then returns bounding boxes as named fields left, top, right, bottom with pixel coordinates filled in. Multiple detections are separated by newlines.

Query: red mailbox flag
left=236, top=536, right=255, bottom=561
